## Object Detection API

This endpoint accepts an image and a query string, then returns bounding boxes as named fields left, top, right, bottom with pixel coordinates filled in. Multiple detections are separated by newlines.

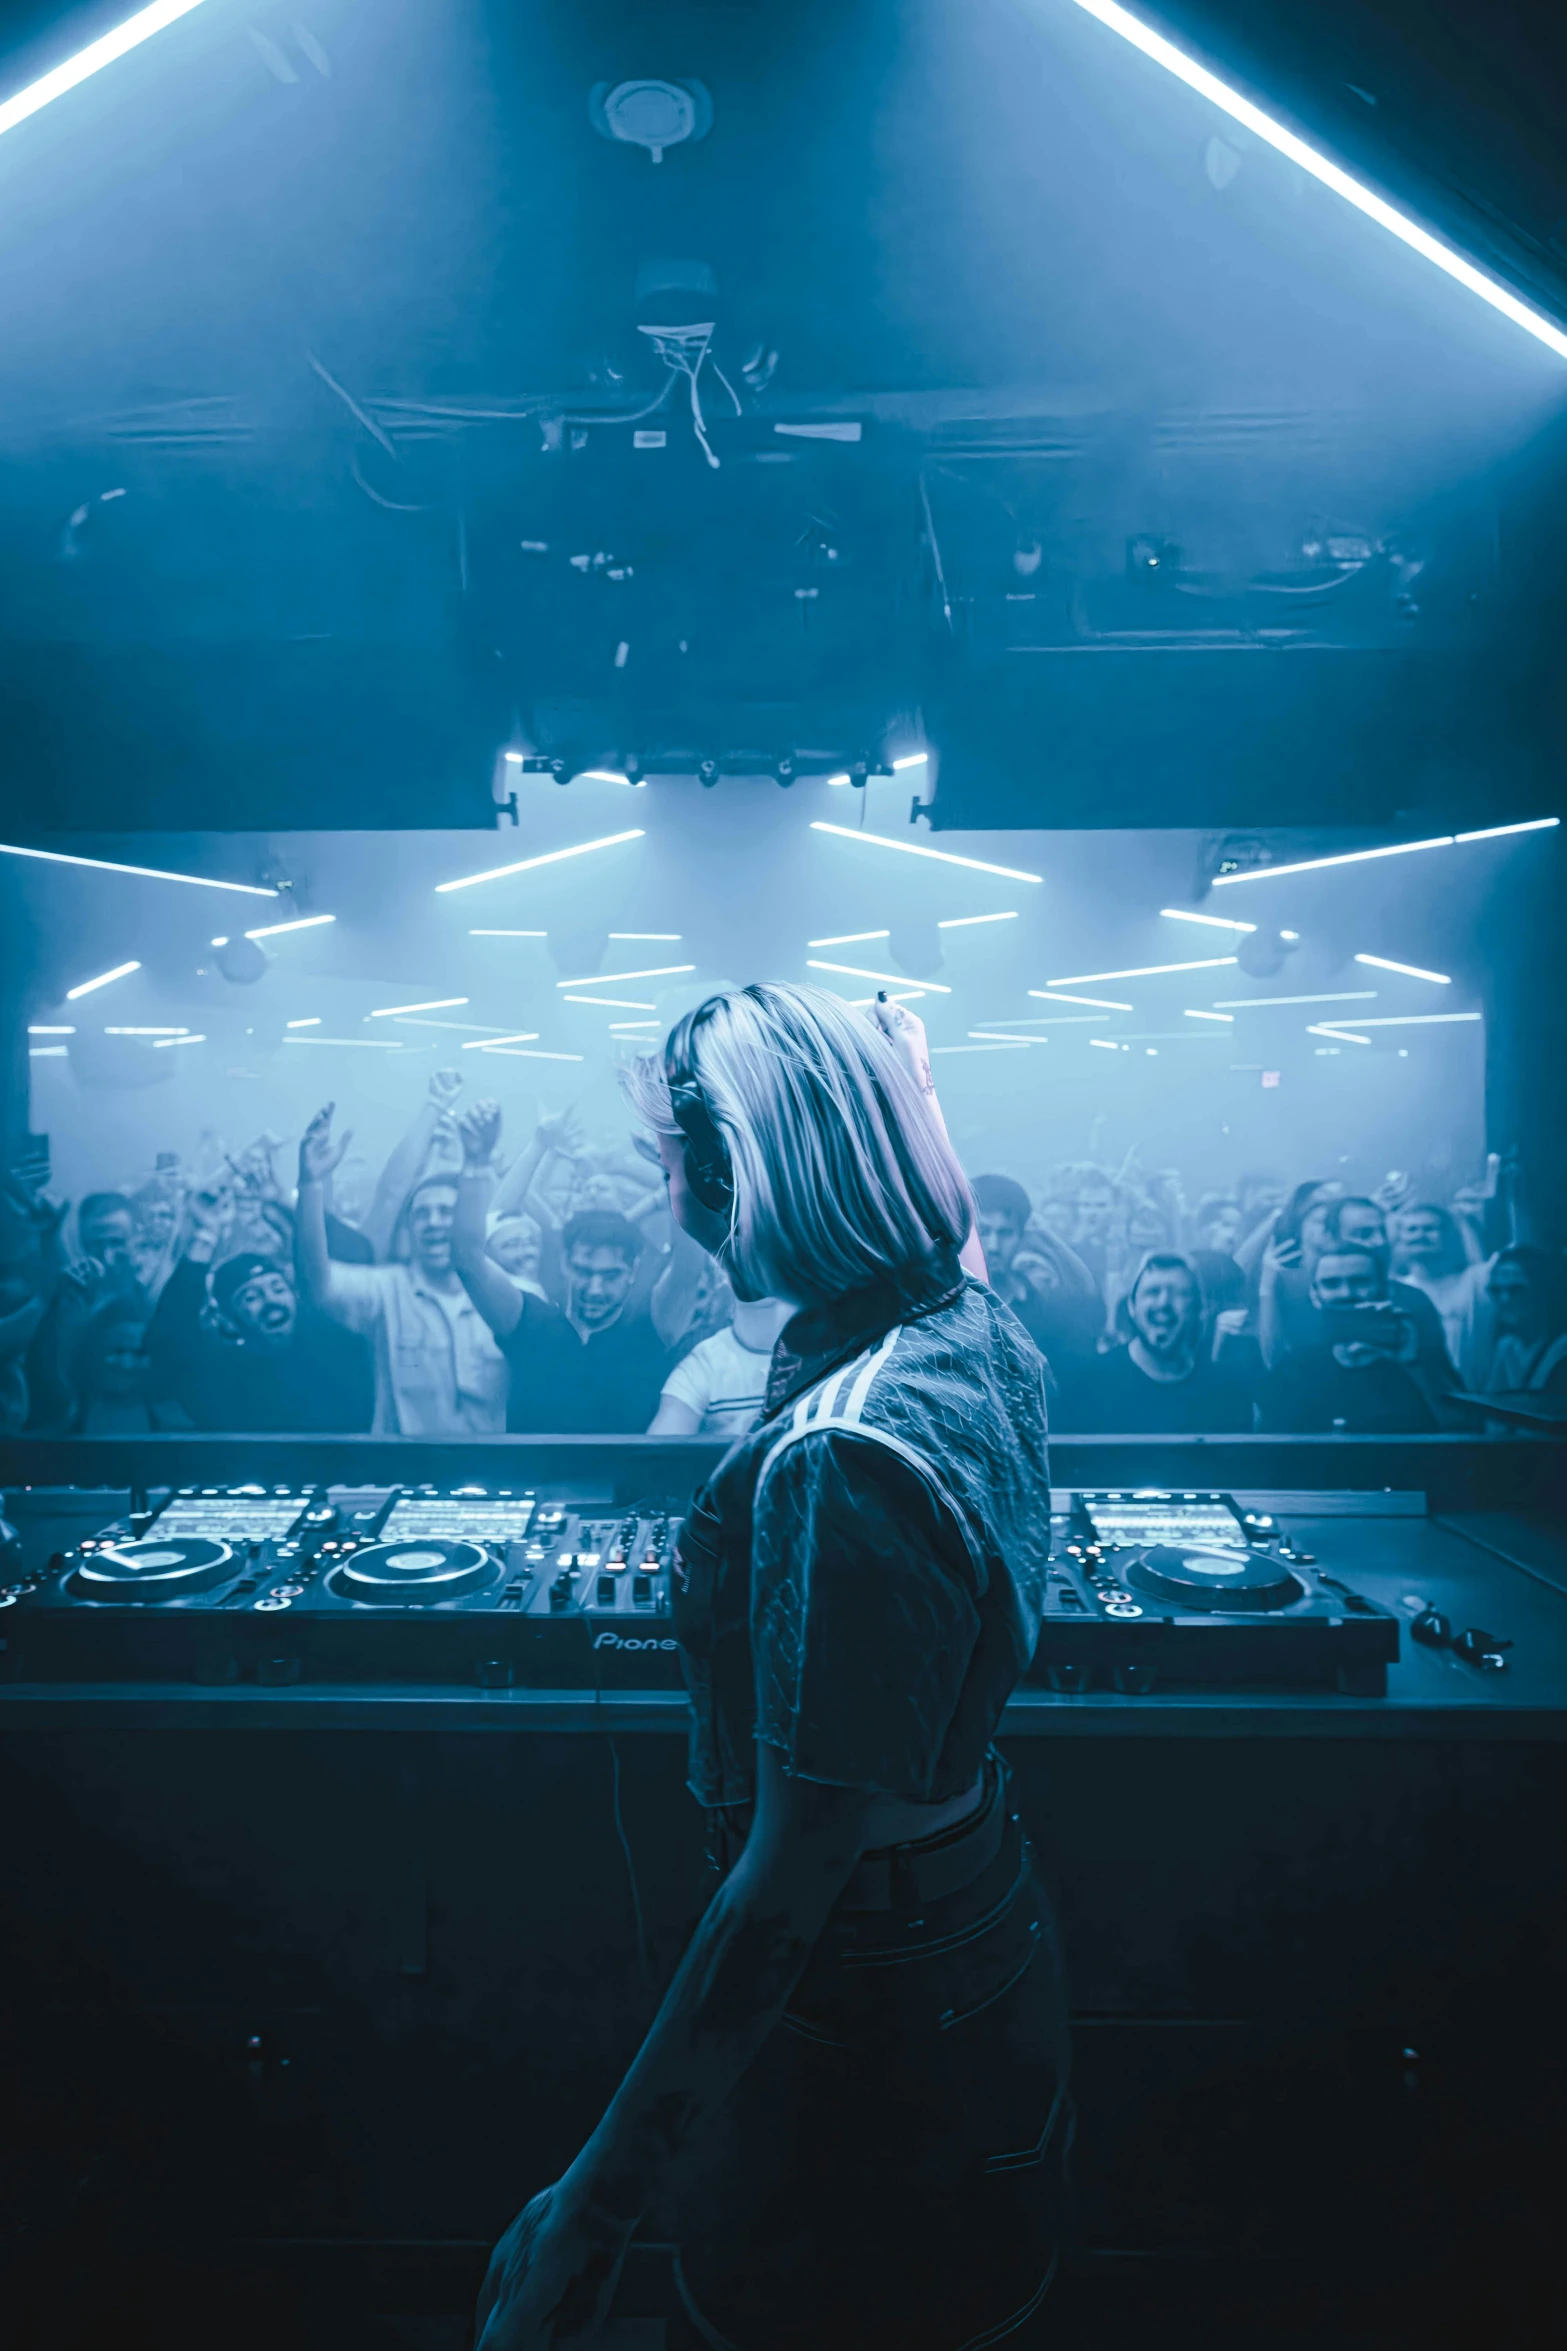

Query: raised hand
left=429, top=1066, right=465, bottom=1113
left=185, top=1181, right=231, bottom=1263
left=1260, top=1235, right=1302, bottom=1286
left=459, top=1099, right=504, bottom=1167
left=869, top=994, right=934, bottom=1098
left=536, top=1107, right=586, bottom=1159
left=299, top=1104, right=352, bottom=1187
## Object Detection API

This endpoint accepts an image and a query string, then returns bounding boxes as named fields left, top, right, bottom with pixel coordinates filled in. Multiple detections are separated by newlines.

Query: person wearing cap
left=147, top=1198, right=372, bottom=1433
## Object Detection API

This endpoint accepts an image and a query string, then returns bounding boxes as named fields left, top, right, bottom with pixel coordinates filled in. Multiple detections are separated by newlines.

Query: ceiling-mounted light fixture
left=1067, top=0, right=1567, bottom=362
left=590, top=78, right=713, bottom=164
left=0, top=0, right=210, bottom=143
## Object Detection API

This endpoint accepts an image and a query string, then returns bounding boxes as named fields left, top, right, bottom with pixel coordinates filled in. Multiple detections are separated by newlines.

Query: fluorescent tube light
left=1183, top=1009, right=1234, bottom=1023
left=0, top=1, right=210, bottom=141
left=66, top=960, right=140, bottom=1000
left=470, top=1047, right=586, bottom=1062
left=1308, top=1025, right=1372, bottom=1045
left=435, top=830, right=644, bottom=894
left=460, top=1033, right=540, bottom=1050
left=806, top=959, right=953, bottom=993
left=1160, top=907, right=1256, bottom=933
left=28, top=1025, right=75, bottom=1035
left=245, top=914, right=335, bottom=941
left=969, top=1032, right=1043, bottom=1046
left=891, top=753, right=929, bottom=770
left=1048, top=958, right=1237, bottom=984
left=367, top=997, right=469, bottom=1018
left=391, top=1019, right=515, bottom=1034
left=283, top=1036, right=405, bottom=1049
left=1027, top=989, right=1134, bottom=1010
left=554, top=965, right=694, bottom=989
left=808, top=930, right=891, bottom=947
left=1318, top=1012, right=1482, bottom=1029
left=560, top=996, right=658, bottom=1010
left=1088, top=1038, right=1123, bottom=1051
left=811, top=823, right=1043, bottom=883
left=939, top=912, right=1018, bottom=929
left=103, top=1026, right=187, bottom=1036
left=1211, top=991, right=1376, bottom=1008
left=1354, top=954, right=1450, bottom=985
left=286, top=1017, right=321, bottom=1029
left=1213, top=837, right=1456, bottom=884
left=1453, top=818, right=1560, bottom=843
left=153, top=1032, right=205, bottom=1049
left=609, top=933, right=682, bottom=941
left=29, top=1046, right=67, bottom=1058
left=931, top=1044, right=1032, bottom=1056
left=1067, top=0, right=1567, bottom=362
left=470, top=929, right=548, bottom=938
left=2, top=842, right=273, bottom=895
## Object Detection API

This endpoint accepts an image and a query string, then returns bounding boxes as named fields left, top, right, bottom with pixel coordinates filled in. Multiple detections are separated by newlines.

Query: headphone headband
left=666, top=1006, right=735, bottom=1217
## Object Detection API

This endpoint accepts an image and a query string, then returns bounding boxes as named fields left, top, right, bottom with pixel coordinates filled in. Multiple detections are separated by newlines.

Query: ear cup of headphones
left=670, top=1080, right=735, bottom=1215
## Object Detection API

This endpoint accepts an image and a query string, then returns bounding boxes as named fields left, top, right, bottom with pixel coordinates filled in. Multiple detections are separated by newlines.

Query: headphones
left=666, top=1009, right=735, bottom=1216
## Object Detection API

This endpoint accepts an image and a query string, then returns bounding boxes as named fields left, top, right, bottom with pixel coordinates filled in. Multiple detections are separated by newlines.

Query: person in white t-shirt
left=647, top=1296, right=791, bottom=1440
left=295, top=1104, right=508, bottom=1436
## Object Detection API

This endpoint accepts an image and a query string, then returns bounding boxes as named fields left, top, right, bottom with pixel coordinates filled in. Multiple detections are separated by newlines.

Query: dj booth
left=4, top=1432, right=1566, bottom=2343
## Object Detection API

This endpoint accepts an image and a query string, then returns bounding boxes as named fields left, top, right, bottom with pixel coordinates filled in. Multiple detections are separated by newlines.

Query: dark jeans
left=672, top=1758, right=1073, bottom=2351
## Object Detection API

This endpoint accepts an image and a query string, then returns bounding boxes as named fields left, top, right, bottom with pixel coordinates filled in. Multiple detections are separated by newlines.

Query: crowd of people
left=3, top=1064, right=1564, bottom=1441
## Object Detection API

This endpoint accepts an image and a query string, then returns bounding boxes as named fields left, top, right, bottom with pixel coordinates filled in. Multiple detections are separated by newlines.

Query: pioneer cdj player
left=4, top=1481, right=1398, bottom=1698
left=1030, top=1490, right=1399, bottom=1695
left=7, top=1483, right=685, bottom=1690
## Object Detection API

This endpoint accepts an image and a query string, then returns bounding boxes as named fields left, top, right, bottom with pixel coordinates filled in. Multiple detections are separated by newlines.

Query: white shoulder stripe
left=841, top=1323, right=902, bottom=1424
left=753, top=1411, right=988, bottom=1593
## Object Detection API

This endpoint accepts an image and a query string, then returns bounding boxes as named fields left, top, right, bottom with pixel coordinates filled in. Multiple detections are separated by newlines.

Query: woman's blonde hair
left=622, top=983, right=973, bottom=1304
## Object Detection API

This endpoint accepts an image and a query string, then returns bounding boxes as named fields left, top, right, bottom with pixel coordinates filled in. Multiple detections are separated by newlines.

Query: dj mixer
left=1031, top=1489, right=1400, bottom=1694
left=4, top=1483, right=685, bottom=1689
left=1, top=1479, right=1404, bottom=1695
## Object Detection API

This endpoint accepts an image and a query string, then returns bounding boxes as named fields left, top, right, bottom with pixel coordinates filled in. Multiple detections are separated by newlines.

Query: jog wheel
left=1123, top=1543, right=1305, bottom=1613
left=327, top=1538, right=497, bottom=1606
left=71, top=1536, right=237, bottom=1602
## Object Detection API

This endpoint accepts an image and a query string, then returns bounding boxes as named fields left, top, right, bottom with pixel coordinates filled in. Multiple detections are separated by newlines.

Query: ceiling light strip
left=1353, top=954, right=1451, bottom=985
left=367, top=997, right=469, bottom=1018
left=65, top=960, right=140, bottom=1000
left=2, top=842, right=274, bottom=895
left=1047, top=957, right=1237, bottom=984
left=0, top=1, right=211, bottom=140
left=435, top=829, right=645, bottom=895
left=811, top=823, right=1043, bottom=884
left=1211, top=990, right=1376, bottom=1008
left=1068, top=0, right=1567, bottom=362
left=1027, top=989, right=1134, bottom=1010
left=806, top=959, right=953, bottom=993
left=1159, top=907, right=1256, bottom=933
left=245, top=914, right=335, bottom=940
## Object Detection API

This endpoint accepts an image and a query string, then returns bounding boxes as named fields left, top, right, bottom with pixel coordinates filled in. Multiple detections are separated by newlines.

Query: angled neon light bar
left=1068, top=0, right=1567, bottom=361
left=0, top=1, right=210, bottom=142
